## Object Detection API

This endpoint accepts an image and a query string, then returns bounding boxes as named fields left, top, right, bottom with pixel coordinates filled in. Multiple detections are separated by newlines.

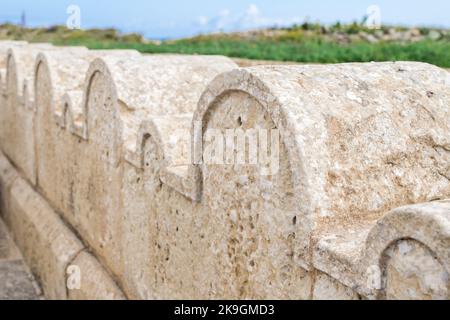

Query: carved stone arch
left=136, top=121, right=165, bottom=169
left=66, top=58, right=126, bottom=273
left=4, top=48, right=37, bottom=185
left=34, top=56, right=55, bottom=189
left=189, top=69, right=314, bottom=299
left=135, top=122, right=166, bottom=190
left=378, top=237, right=449, bottom=300
left=121, top=122, right=168, bottom=300
left=83, top=59, right=123, bottom=167
left=5, top=51, right=18, bottom=100
left=57, top=100, right=70, bottom=128
left=363, top=201, right=450, bottom=299
left=193, top=69, right=314, bottom=264
left=62, top=90, right=85, bottom=137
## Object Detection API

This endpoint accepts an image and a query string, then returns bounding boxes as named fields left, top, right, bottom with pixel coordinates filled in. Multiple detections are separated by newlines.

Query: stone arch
left=61, top=90, right=85, bottom=137
left=125, top=120, right=165, bottom=170
left=378, top=238, right=449, bottom=299
left=57, top=100, right=70, bottom=128
left=3, top=52, right=20, bottom=160
left=83, top=59, right=123, bottom=166
left=362, top=201, right=450, bottom=299
left=192, top=69, right=314, bottom=266
left=190, top=69, right=314, bottom=298
left=34, top=50, right=97, bottom=225
left=66, top=58, right=126, bottom=274
left=4, top=48, right=37, bottom=185
left=34, top=57, right=53, bottom=186
left=6, top=51, right=19, bottom=99
left=121, top=123, right=168, bottom=299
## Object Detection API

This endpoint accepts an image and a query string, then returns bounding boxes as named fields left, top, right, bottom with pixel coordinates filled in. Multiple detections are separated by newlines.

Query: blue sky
left=0, top=0, right=449, bottom=39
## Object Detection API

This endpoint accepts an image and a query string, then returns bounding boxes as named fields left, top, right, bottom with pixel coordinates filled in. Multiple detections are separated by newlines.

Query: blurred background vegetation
left=1, top=21, right=450, bottom=67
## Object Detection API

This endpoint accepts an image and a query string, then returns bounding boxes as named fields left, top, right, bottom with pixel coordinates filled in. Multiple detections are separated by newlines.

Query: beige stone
left=190, top=63, right=450, bottom=298
left=0, top=151, right=19, bottom=226
left=1, top=44, right=57, bottom=185
left=67, top=251, right=126, bottom=300
left=0, top=150, right=125, bottom=300
left=313, top=272, right=360, bottom=300
left=363, top=200, right=450, bottom=299
left=8, top=175, right=83, bottom=299
left=0, top=40, right=449, bottom=300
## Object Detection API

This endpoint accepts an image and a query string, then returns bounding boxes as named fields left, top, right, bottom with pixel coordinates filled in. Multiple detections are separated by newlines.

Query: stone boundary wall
left=0, top=40, right=449, bottom=300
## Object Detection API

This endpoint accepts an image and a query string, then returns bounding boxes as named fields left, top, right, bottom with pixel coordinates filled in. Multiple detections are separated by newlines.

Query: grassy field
left=2, top=23, right=450, bottom=68
left=59, top=38, right=450, bottom=68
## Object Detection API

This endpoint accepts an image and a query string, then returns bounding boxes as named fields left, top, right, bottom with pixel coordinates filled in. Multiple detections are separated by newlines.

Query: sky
left=0, top=0, right=449, bottom=39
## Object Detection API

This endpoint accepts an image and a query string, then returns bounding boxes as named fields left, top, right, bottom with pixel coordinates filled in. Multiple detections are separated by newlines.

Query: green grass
left=2, top=23, right=450, bottom=68
left=52, top=37, right=450, bottom=68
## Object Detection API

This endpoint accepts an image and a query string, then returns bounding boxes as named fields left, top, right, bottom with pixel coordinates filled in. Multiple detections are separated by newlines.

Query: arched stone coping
left=189, top=62, right=450, bottom=267
left=0, top=41, right=27, bottom=71
left=2, top=41, right=237, bottom=200
left=6, top=44, right=56, bottom=109
left=125, top=114, right=192, bottom=169
left=60, top=90, right=84, bottom=133
left=85, top=54, right=237, bottom=197
left=124, top=114, right=202, bottom=200
left=0, top=41, right=27, bottom=93
left=34, top=48, right=90, bottom=120
left=361, top=200, right=450, bottom=297
left=190, top=67, right=315, bottom=265
left=35, top=49, right=140, bottom=140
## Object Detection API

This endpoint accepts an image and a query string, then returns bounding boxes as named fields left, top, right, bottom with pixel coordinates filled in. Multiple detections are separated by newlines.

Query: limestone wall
left=0, top=41, right=448, bottom=300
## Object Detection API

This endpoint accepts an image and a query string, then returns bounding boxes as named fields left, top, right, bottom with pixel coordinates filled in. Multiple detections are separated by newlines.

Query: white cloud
left=196, top=4, right=303, bottom=34
left=197, top=16, right=209, bottom=27
left=214, top=9, right=232, bottom=30
left=236, top=4, right=266, bottom=29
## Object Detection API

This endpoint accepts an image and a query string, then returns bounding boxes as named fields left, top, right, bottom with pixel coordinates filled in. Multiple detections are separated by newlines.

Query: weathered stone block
left=67, top=251, right=126, bottom=300
left=313, top=272, right=360, bottom=300
left=0, top=219, right=8, bottom=259
left=0, top=152, right=19, bottom=227
left=8, top=176, right=84, bottom=299
left=0, top=260, right=42, bottom=300
left=363, top=200, right=450, bottom=299
left=0, top=40, right=448, bottom=300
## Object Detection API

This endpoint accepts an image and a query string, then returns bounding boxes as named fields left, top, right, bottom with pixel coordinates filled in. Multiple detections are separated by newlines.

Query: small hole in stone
left=293, top=216, right=297, bottom=225
left=136, top=178, right=141, bottom=183
left=237, top=116, right=243, bottom=126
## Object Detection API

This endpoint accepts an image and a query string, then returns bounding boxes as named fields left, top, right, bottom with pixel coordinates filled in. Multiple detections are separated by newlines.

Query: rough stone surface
left=67, top=251, right=126, bottom=300
left=0, top=218, right=43, bottom=300
left=0, top=260, right=42, bottom=300
left=383, top=239, right=448, bottom=300
left=0, top=218, right=8, bottom=258
left=0, top=148, right=19, bottom=228
left=0, top=151, right=123, bottom=300
left=363, top=200, right=450, bottom=299
left=312, top=272, right=361, bottom=300
left=0, top=40, right=449, bottom=300
left=7, top=175, right=84, bottom=299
